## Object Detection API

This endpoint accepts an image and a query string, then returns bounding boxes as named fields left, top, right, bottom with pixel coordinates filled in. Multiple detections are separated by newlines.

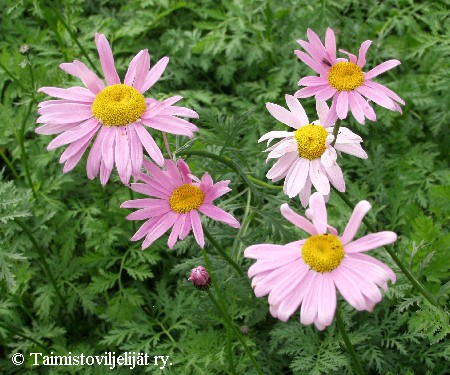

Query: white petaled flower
left=260, top=95, right=368, bottom=207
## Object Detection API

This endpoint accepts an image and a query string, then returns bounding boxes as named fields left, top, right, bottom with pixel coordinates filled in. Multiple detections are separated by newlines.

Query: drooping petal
left=280, top=203, right=317, bottom=235
left=190, top=209, right=205, bottom=248
left=309, top=159, right=330, bottom=195
left=59, top=60, right=105, bottom=94
left=134, top=123, right=164, bottom=166
left=357, top=40, right=372, bottom=68
left=114, top=126, right=131, bottom=185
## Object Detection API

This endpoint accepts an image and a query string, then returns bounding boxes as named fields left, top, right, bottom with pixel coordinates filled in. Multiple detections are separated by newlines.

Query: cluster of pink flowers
left=37, top=29, right=402, bottom=330
left=37, top=33, right=240, bottom=250
left=247, top=28, right=403, bottom=329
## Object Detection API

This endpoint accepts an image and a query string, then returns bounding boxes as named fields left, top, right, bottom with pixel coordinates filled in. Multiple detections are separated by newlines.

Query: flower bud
left=19, top=44, right=30, bottom=55
left=188, top=266, right=211, bottom=291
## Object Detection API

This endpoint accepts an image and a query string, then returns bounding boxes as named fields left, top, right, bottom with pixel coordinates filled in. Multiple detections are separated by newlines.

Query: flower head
left=244, top=192, right=397, bottom=330
left=121, top=159, right=240, bottom=249
left=260, top=95, right=367, bottom=207
left=188, top=266, right=211, bottom=291
left=294, top=28, right=405, bottom=125
left=36, top=33, right=199, bottom=185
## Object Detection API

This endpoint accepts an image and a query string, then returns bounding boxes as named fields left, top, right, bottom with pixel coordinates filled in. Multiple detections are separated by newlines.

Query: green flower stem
left=15, top=220, right=65, bottom=307
left=0, top=61, right=30, bottom=93
left=227, top=326, right=236, bottom=375
left=203, top=227, right=243, bottom=277
left=333, top=188, right=440, bottom=308
left=330, top=121, right=341, bottom=147
left=202, top=249, right=263, bottom=375
left=176, top=150, right=257, bottom=202
left=47, top=7, right=101, bottom=76
left=246, top=174, right=281, bottom=190
left=0, top=150, right=20, bottom=179
left=335, top=307, right=364, bottom=375
left=18, top=102, right=37, bottom=199
left=0, top=322, right=47, bottom=351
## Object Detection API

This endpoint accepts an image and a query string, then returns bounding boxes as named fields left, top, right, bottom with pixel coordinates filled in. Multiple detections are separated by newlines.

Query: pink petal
left=294, top=50, right=327, bottom=75
left=336, top=91, right=349, bottom=119
left=99, top=157, right=113, bottom=186
left=38, top=86, right=95, bottom=102
left=331, top=268, right=366, bottom=310
left=299, top=176, right=312, bottom=208
left=47, top=119, right=100, bottom=150
left=141, top=56, right=169, bottom=93
left=300, top=272, right=320, bottom=325
left=142, top=96, right=184, bottom=119
left=126, top=204, right=171, bottom=220
left=285, top=95, right=309, bottom=124
left=59, top=127, right=96, bottom=163
left=35, top=122, right=79, bottom=135
left=345, top=231, right=397, bottom=253
left=86, top=126, right=108, bottom=179
left=364, top=59, right=401, bottom=80
left=164, top=160, right=183, bottom=186
left=317, top=273, right=336, bottom=328
left=198, top=204, right=240, bottom=228
left=132, top=50, right=150, bottom=93
left=324, top=96, right=339, bottom=127
left=341, top=200, right=371, bottom=244
left=95, top=33, right=121, bottom=85
left=315, top=86, right=337, bottom=102
left=245, top=244, right=298, bottom=259
left=38, top=102, right=93, bottom=116
left=284, top=158, right=309, bottom=198
left=160, top=105, right=199, bottom=118
left=59, top=60, right=105, bottom=94
left=61, top=136, right=92, bottom=173
left=309, top=192, right=328, bottom=234
left=258, top=131, right=293, bottom=145
left=280, top=203, right=317, bottom=235
left=348, top=91, right=365, bottom=124
left=141, top=116, right=197, bottom=137
left=266, top=152, right=297, bottom=181
left=126, top=124, right=143, bottom=177
left=142, top=211, right=179, bottom=249
left=130, top=217, right=159, bottom=241
left=168, top=215, right=184, bottom=249
left=190, top=209, right=205, bottom=248
left=353, top=91, right=377, bottom=121
left=298, top=76, right=328, bottom=87
left=346, top=253, right=396, bottom=285
left=309, top=159, right=330, bottom=195
left=124, top=50, right=145, bottom=87
left=142, top=160, right=176, bottom=191
left=179, top=212, right=191, bottom=240
left=266, top=102, right=303, bottom=129
left=356, top=85, right=396, bottom=111
left=325, top=163, right=345, bottom=192
left=316, top=101, right=330, bottom=127
left=134, top=123, right=164, bottom=166
left=254, top=261, right=300, bottom=298
left=178, top=159, right=192, bottom=184
left=114, top=126, right=131, bottom=185
left=325, top=28, right=336, bottom=64
left=363, top=80, right=405, bottom=105
left=121, top=198, right=165, bottom=209
left=37, top=109, right=93, bottom=125
left=339, top=48, right=357, bottom=64
left=294, top=86, right=324, bottom=99
left=130, top=182, right=169, bottom=199
left=357, top=40, right=372, bottom=68
left=248, top=251, right=301, bottom=278
left=296, top=40, right=325, bottom=68
left=101, top=127, right=116, bottom=170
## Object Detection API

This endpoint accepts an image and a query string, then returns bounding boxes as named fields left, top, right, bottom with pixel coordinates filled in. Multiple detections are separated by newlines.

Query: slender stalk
left=15, top=220, right=65, bottom=307
left=18, top=102, right=37, bottom=199
left=47, top=7, right=101, bottom=75
left=162, top=132, right=173, bottom=159
left=330, top=121, right=341, bottom=147
left=246, top=174, right=281, bottom=190
left=203, top=227, right=243, bottom=277
left=335, top=307, right=364, bottom=375
left=0, top=61, right=30, bottom=93
left=202, top=249, right=263, bottom=375
left=333, top=188, right=440, bottom=307
left=227, top=326, right=236, bottom=375
left=0, top=322, right=48, bottom=351
left=0, top=150, right=20, bottom=179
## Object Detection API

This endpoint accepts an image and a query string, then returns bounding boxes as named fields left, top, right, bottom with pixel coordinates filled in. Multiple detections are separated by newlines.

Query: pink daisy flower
left=245, top=192, right=397, bottom=330
left=260, top=95, right=367, bottom=207
left=36, top=33, right=199, bottom=185
left=294, top=28, right=405, bottom=125
left=121, top=159, right=240, bottom=249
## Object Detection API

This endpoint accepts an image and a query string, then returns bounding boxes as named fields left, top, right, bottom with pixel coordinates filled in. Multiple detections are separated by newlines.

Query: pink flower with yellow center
left=36, top=33, right=198, bottom=185
left=245, top=192, right=397, bottom=330
left=261, top=95, right=367, bottom=207
left=121, top=159, right=240, bottom=249
left=294, top=28, right=405, bottom=125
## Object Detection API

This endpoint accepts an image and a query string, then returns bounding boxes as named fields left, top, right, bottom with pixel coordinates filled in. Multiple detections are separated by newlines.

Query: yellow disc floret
left=92, top=84, right=146, bottom=127
left=302, top=234, right=345, bottom=273
left=327, top=62, right=364, bottom=91
left=169, top=184, right=205, bottom=214
left=294, top=124, right=328, bottom=160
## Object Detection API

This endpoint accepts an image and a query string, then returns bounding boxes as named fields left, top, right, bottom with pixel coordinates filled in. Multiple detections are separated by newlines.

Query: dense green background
left=0, top=0, right=449, bottom=373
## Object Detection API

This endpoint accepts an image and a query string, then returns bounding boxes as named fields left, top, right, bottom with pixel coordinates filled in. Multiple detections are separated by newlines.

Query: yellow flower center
left=327, top=62, right=364, bottom=91
left=293, top=124, right=328, bottom=160
left=169, top=184, right=205, bottom=214
left=91, top=84, right=146, bottom=127
left=302, top=234, right=344, bottom=273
